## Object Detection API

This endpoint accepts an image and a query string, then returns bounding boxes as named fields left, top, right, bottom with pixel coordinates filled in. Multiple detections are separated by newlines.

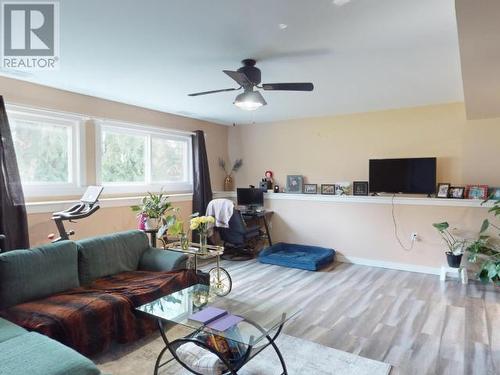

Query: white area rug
left=95, top=330, right=391, bottom=375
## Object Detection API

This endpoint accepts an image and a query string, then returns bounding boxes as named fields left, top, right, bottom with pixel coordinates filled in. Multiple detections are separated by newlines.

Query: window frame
left=6, top=104, right=86, bottom=198
left=95, top=120, right=193, bottom=194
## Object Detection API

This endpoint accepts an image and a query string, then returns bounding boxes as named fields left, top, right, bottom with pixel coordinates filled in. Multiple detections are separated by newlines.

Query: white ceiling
left=0, top=0, right=464, bottom=125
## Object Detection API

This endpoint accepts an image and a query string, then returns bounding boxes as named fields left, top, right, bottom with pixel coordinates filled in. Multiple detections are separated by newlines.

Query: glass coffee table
left=137, top=284, right=300, bottom=375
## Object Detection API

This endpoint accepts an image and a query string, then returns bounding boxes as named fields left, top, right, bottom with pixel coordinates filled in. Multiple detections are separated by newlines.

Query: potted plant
left=466, top=196, right=500, bottom=285
left=131, top=190, right=173, bottom=230
left=218, top=158, right=243, bottom=191
left=432, top=222, right=468, bottom=268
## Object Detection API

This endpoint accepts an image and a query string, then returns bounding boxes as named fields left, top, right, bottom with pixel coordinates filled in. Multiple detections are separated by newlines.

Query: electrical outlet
left=410, top=232, right=418, bottom=241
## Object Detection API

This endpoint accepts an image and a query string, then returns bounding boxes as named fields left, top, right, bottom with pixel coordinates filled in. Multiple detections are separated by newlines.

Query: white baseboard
left=336, top=254, right=441, bottom=275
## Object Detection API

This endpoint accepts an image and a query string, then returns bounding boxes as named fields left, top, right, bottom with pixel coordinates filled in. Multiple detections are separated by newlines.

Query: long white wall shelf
left=27, top=190, right=493, bottom=214
left=213, top=191, right=494, bottom=208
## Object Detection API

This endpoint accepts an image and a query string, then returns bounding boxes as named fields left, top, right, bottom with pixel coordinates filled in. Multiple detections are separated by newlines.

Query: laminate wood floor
left=203, top=260, right=500, bottom=375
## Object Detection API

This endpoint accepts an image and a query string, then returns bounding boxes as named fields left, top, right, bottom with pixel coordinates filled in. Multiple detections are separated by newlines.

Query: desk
left=241, top=210, right=273, bottom=246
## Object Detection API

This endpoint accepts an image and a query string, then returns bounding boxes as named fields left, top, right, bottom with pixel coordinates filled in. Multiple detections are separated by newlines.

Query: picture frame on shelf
left=488, top=187, right=500, bottom=200
left=335, top=182, right=351, bottom=196
left=448, top=186, right=465, bottom=199
left=466, top=185, right=488, bottom=200
left=436, top=183, right=451, bottom=198
left=303, top=184, right=318, bottom=194
left=321, top=184, right=336, bottom=195
left=353, top=181, right=369, bottom=196
left=286, top=175, right=303, bottom=193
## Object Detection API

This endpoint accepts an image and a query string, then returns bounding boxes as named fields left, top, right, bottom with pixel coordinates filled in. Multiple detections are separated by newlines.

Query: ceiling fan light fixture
left=233, top=91, right=266, bottom=111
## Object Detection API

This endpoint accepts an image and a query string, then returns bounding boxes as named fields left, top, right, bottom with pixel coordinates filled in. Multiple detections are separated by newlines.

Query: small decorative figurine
left=265, top=170, right=274, bottom=190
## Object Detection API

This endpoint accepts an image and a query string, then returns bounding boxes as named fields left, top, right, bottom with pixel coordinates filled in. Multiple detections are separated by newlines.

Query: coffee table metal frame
left=153, top=315, right=288, bottom=375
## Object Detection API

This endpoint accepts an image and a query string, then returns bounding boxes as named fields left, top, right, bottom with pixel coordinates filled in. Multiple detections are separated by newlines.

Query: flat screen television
left=369, top=157, right=436, bottom=195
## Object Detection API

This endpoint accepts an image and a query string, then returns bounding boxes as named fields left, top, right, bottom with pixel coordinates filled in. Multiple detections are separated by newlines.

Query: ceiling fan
left=188, top=59, right=314, bottom=111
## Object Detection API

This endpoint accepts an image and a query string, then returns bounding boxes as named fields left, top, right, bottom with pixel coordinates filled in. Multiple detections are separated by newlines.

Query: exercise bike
left=48, top=186, right=104, bottom=242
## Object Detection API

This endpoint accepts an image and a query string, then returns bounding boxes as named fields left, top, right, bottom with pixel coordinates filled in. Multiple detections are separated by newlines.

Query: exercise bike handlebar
left=49, top=186, right=104, bottom=242
left=52, top=203, right=100, bottom=220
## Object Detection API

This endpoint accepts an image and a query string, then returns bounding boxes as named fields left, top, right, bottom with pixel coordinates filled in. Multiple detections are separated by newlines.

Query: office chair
left=217, top=210, right=261, bottom=261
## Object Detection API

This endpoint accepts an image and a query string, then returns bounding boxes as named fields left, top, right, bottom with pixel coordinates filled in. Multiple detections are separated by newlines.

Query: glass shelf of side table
left=137, top=284, right=300, bottom=375
left=166, top=241, right=232, bottom=296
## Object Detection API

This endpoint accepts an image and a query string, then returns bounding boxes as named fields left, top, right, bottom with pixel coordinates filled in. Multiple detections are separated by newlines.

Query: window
left=7, top=105, right=84, bottom=197
left=97, top=121, right=192, bottom=193
left=101, top=129, right=146, bottom=183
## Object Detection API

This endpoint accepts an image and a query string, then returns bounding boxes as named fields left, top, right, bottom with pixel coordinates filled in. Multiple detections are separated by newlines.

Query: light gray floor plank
left=202, top=259, right=500, bottom=374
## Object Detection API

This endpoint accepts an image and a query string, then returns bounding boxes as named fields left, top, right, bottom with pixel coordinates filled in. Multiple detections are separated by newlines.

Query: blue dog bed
left=258, top=243, right=335, bottom=271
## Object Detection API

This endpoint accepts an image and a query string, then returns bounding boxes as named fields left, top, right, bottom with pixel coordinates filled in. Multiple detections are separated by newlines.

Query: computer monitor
left=237, top=188, right=264, bottom=209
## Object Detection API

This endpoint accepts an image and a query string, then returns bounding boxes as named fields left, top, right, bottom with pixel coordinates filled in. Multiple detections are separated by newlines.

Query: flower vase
left=180, top=233, right=189, bottom=251
left=199, top=232, right=208, bottom=254
left=224, top=175, right=234, bottom=191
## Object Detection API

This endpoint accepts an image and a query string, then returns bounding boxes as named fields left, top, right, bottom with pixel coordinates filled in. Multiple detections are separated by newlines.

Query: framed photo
left=335, top=182, right=351, bottom=196
left=286, top=175, right=303, bottom=193
left=436, top=183, right=451, bottom=198
left=303, top=184, right=318, bottom=194
left=448, top=186, right=465, bottom=199
left=466, top=185, right=488, bottom=200
left=488, top=187, right=500, bottom=200
left=321, top=184, right=336, bottom=195
left=353, top=181, right=369, bottom=196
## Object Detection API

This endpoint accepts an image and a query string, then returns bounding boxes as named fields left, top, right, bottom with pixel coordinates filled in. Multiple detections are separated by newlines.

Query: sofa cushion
left=76, top=230, right=150, bottom=285
left=0, top=318, right=26, bottom=343
left=139, top=247, right=188, bottom=272
left=0, top=332, right=100, bottom=375
left=0, top=241, right=80, bottom=309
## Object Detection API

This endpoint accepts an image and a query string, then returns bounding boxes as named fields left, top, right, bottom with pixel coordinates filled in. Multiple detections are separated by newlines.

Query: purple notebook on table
left=207, top=314, right=244, bottom=331
left=189, top=307, right=227, bottom=325
left=189, top=307, right=243, bottom=331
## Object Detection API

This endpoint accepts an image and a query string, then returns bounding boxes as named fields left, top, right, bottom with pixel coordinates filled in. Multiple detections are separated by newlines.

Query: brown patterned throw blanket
left=0, top=269, right=205, bottom=356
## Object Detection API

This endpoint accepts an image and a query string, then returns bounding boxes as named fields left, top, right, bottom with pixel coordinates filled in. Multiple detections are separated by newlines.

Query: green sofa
left=0, top=230, right=193, bottom=375
left=0, top=317, right=100, bottom=375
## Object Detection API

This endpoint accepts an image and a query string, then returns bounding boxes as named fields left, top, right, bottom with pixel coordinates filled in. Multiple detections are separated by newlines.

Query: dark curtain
left=191, top=130, right=212, bottom=242
left=0, top=96, right=30, bottom=251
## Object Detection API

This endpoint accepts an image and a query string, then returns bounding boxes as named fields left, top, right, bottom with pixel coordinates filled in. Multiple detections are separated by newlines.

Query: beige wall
left=228, top=103, right=500, bottom=269
left=456, top=0, right=500, bottom=119
left=0, top=77, right=228, bottom=245
left=228, top=103, right=500, bottom=188
left=0, top=76, right=229, bottom=193
left=28, top=201, right=193, bottom=247
left=265, top=199, right=490, bottom=270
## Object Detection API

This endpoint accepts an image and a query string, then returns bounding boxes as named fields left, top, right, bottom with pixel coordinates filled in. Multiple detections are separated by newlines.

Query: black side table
left=143, top=229, right=158, bottom=247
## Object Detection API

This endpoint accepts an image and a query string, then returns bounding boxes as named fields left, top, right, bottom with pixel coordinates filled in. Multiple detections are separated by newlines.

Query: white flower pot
left=144, top=217, right=158, bottom=230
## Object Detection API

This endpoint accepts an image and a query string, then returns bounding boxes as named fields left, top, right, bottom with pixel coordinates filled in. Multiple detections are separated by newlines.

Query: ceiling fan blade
left=255, top=91, right=267, bottom=106
left=188, top=88, right=239, bottom=97
left=223, top=70, right=253, bottom=87
left=262, top=82, right=314, bottom=91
